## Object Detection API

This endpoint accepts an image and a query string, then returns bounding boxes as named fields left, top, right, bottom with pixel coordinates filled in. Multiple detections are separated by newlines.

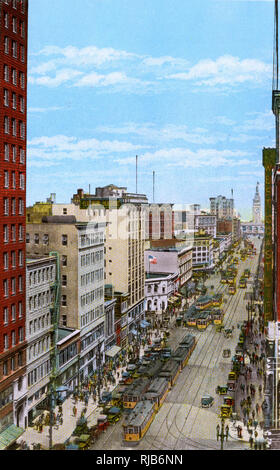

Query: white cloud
left=167, top=55, right=271, bottom=88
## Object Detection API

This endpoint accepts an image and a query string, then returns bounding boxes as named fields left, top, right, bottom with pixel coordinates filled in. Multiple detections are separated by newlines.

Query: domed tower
left=252, top=182, right=262, bottom=224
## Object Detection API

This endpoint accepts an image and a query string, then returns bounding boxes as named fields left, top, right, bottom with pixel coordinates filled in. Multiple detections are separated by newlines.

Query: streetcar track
left=92, top=242, right=260, bottom=451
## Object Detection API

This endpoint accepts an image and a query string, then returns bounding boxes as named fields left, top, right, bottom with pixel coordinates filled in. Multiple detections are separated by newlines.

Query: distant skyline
left=27, top=0, right=274, bottom=219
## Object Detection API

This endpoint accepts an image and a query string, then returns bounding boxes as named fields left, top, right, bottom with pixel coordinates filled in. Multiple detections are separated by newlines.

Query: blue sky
left=27, top=0, right=276, bottom=219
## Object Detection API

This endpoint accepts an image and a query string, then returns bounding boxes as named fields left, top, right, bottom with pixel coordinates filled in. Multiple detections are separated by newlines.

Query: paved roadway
left=90, top=236, right=262, bottom=451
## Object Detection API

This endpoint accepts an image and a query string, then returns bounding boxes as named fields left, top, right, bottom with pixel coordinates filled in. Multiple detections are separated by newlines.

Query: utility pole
left=136, top=155, right=138, bottom=194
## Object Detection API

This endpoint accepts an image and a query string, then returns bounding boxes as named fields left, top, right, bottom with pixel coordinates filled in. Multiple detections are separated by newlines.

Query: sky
left=27, top=0, right=276, bottom=220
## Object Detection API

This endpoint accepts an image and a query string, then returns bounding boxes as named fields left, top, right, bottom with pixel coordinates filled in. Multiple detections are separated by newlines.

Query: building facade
left=252, top=182, right=262, bottom=224
left=25, top=255, right=56, bottom=427
left=0, top=0, right=28, bottom=440
left=210, top=195, right=234, bottom=219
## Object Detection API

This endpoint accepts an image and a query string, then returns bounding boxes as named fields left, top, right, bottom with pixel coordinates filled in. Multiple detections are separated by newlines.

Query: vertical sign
left=263, top=148, right=276, bottom=323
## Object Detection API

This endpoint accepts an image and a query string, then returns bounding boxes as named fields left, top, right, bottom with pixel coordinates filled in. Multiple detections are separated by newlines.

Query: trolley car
left=123, top=400, right=156, bottom=442
left=158, top=359, right=181, bottom=387
left=122, top=378, right=151, bottom=410
left=144, top=377, right=169, bottom=411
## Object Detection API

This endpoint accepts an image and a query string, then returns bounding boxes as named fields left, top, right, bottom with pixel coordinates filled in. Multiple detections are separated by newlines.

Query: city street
left=90, top=237, right=263, bottom=450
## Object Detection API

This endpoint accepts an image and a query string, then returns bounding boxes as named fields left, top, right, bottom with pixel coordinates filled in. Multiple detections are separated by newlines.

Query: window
left=11, top=304, right=16, bottom=322
left=4, top=307, right=9, bottom=325
left=4, top=198, right=9, bottom=216
left=11, top=278, right=16, bottom=295
left=4, top=225, right=9, bottom=243
left=11, top=357, right=16, bottom=372
left=4, top=143, right=9, bottom=161
left=12, top=198, right=16, bottom=215
left=11, top=251, right=16, bottom=268
left=18, top=198, right=23, bottom=215
left=19, top=121, right=25, bottom=139
left=4, top=335, right=9, bottom=351
left=4, top=171, right=9, bottom=188
left=18, top=351, right=23, bottom=367
left=11, top=224, right=16, bottom=241
left=20, top=21, right=25, bottom=38
left=61, top=295, right=67, bottom=307
left=4, top=89, right=9, bottom=107
left=34, top=233, right=39, bottom=244
left=62, top=234, right=68, bottom=246
left=18, top=250, right=23, bottom=266
left=20, top=96, right=24, bottom=113
left=19, top=327, right=24, bottom=342
left=12, top=145, right=16, bottom=162
left=43, top=233, right=49, bottom=245
left=63, top=208, right=67, bottom=215
left=19, top=173, right=24, bottom=189
left=18, top=302, right=22, bottom=319
left=12, top=118, right=16, bottom=136
left=12, top=68, right=17, bottom=85
left=12, top=93, right=16, bottom=109
left=18, top=224, right=23, bottom=241
left=3, top=253, right=8, bottom=270
left=12, top=16, right=17, bottom=33
left=11, top=331, right=16, bottom=347
left=18, top=275, right=23, bottom=292
left=3, top=279, right=9, bottom=297
left=3, top=361, right=8, bottom=376
left=12, top=0, right=17, bottom=9
left=4, top=12, right=8, bottom=28
left=62, top=275, right=67, bottom=287
left=20, top=72, right=25, bottom=89
left=4, top=65, right=9, bottom=82
left=4, top=37, right=9, bottom=54
left=20, top=45, right=25, bottom=62
left=4, top=116, right=9, bottom=134
left=26, top=233, right=30, bottom=243
left=12, top=41, right=17, bottom=58
left=19, top=148, right=25, bottom=164
left=12, top=171, right=16, bottom=189
left=62, top=255, right=67, bottom=266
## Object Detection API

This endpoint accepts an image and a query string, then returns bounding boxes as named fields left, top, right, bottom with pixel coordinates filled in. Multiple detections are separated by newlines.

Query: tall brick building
left=0, top=0, right=28, bottom=436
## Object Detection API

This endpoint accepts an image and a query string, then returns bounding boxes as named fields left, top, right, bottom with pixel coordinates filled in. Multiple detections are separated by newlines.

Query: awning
left=140, top=320, right=150, bottom=328
left=105, top=345, right=122, bottom=358
left=0, top=424, right=25, bottom=450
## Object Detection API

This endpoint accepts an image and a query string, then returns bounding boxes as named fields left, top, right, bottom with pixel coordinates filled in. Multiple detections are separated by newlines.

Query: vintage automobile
left=215, top=385, right=228, bottom=395
left=201, top=394, right=214, bottom=408
left=222, top=349, right=231, bottom=358
left=220, top=404, right=232, bottom=418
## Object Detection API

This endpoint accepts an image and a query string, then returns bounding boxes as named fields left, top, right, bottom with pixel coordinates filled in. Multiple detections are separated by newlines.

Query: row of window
left=80, top=232, right=103, bottom=247
left=80, top=268, right=103, bottom=287
left=4, top=36, right=25, bottom=63
left=3, top=64, right=25, bottom=88
left=80, top=325, right=104, bottom=352
left=4, top=143, right=25, bottom=164
left=28, top=334, right=51, bottom=360
left=1, top=351, right=23, bottom=383
left=4, top=116, right=25, bottom=139
left=28, top=266, right=55, bottom=286
left=3, top=223, right=24, bottom=244
left=3, top=249, right=23, bottom=270
left=3, top=327, right=24, bottom=350
left=80, top=250, right=103, bottom=267
left=26, top=233, right=67, bottom=246
left=28, top=291, right=54, bottom=313
left=3, top=275, right=23, bottom=297
left=3, top=171, right=25, bottom=190
left=80, top=287, right=104, bottom=308
left=81, top=304, right=104, bottom=328
left=59, top=342, right=78, bottom=367
left=3, top=301, right=23, bottom=325
left=28, top=359, right=51, bottom=387
left=4, top=89, right=25, bottom=112
left=3, top=0, right=26, bottom=12
left=3, top=10, right=25, bottom=37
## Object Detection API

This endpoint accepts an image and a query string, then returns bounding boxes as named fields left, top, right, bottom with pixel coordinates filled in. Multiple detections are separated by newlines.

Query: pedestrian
left=216, top=424, right=220, bottom=441
left=254, top=430, right=258, bottom=439
left=225, top=424, right=229, bottom=441
left=249, top=436, right=254, bottom=449
left=73, top=405, right=77, bottom=417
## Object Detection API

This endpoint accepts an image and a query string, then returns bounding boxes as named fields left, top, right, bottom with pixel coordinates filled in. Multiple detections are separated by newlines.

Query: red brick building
left=0, top=0, right=28, bottom=435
